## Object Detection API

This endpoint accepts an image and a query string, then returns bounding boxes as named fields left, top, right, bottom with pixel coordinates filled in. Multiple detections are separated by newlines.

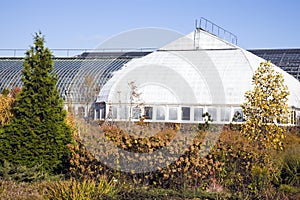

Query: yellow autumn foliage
left=0, top=94, right=14, bottom=126
left=242, top=61, right=290, bottom=150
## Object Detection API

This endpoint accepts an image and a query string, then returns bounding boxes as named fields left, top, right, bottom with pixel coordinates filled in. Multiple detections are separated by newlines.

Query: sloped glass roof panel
left=0, top=57, right=133, bottom=103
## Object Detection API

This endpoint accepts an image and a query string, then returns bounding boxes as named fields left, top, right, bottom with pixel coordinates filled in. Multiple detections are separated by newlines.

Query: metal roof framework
left=249, top=49, right=300, bottom=82
left=0, top=56, right=133, bottom=103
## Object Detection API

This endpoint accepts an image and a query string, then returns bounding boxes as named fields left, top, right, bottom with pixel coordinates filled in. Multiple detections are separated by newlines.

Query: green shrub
left=0, top=161, right=49, bottom=182
left=210, top=129, right=283, bottom=197
left=249, top=165, right=271, bottom=193
left=117, top=186, right=228, bottom=200
left=279, top=184, right=300, bottom=194
left=280, top=148, right=300, bottom=186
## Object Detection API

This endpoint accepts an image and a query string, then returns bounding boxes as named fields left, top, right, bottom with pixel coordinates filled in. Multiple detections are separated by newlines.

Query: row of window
left=70, top=102, right=300, bottom=125
left=97, top=105, right=244, bottom=123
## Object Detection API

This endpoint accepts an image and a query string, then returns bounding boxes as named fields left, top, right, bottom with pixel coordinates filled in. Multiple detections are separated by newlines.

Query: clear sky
left=1, top=0, right=300, bottom=50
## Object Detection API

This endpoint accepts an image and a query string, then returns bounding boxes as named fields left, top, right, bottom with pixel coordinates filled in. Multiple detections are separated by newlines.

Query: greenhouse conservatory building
left=0, top=25, right=300, bottom=125
left=95, top=28, right=300, bottom=125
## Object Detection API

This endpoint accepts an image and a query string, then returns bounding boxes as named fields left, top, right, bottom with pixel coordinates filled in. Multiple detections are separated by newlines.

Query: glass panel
left=113, top=106, right=117, bottom=119
left=182, top=107, right=190, bottom=121
left=144, top=106, right=153, bottom=119
left=100, top=107, right=105, bottom=120
left=292, top=111, right=296, bottom=125
left=232, top=108, right=243, bottom=122
left=96, top=109, right=100, bottom=119
left=221, top=107, right=230, bottom=121
left=107, top=106, right=113, bottom=119
left=156, top=107, right=165, bottom=120
left=119, top=105, right=128, bottom=120
left=78, top=106, right=85, bottom=118
left=132, top=107, right=141, bottom=119
left=169, top=107, right=178, bottom=120
left=194, top=107, right=203, bottom=121
left=207, top=107, right=217, bottom=122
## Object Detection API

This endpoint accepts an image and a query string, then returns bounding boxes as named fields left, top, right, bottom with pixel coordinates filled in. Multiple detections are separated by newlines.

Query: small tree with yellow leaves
left=241, top=61, right=290, bottom=150
left=0, top=94, right=14, bottom=127
left=0, top=87, right=21, bottom=127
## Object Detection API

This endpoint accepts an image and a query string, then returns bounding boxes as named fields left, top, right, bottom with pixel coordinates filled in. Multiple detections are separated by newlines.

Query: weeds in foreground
left=45, top=176, right=118, bottom=200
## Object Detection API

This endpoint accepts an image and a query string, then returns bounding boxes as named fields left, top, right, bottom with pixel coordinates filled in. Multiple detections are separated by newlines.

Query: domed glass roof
left=98, top=29, right=300, bottom=109
left=96, top=29, right=300, bottom=124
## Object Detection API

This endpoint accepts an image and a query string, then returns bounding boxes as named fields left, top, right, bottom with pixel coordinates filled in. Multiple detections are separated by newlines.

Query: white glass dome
left=96, top=29, right=300, bottom=124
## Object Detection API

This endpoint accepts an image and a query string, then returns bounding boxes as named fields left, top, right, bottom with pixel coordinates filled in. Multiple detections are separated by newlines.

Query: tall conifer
left=0, top=32, right=73, bottom=174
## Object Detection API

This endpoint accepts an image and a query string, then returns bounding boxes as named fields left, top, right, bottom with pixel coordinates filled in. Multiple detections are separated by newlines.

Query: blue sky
left=1, top=0, right=300, bottom=50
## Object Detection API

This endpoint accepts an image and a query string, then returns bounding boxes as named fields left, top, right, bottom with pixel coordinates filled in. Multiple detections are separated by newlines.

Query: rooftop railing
left=196, top=17, right=238, bottom=45
left=0, top=48, right=157, bottom=57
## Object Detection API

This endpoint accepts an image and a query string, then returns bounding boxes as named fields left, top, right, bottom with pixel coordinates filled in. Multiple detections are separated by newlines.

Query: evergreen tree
left=241, top=61, right=290, bottom=150
left=0, top=32, right=73, bottom=174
